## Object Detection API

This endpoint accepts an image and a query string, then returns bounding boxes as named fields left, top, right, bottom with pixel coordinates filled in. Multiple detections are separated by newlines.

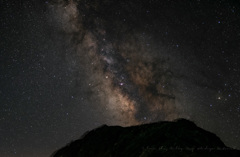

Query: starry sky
left=0, top=0, right=240, bottom=156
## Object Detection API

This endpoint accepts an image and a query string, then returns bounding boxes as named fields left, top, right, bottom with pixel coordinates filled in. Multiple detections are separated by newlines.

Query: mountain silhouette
left=51, top=119, right=240, bottom=157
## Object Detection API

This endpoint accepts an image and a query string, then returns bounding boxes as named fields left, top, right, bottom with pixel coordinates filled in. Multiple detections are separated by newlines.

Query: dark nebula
left=0, top=0, right=240, bottom=156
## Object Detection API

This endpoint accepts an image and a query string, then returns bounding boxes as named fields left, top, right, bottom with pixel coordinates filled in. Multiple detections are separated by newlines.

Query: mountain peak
left=51, top=119, right=240, bottom=157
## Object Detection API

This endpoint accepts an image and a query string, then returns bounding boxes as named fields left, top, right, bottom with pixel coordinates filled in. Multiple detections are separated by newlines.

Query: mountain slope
left=51, top=119, right=240, bottom=157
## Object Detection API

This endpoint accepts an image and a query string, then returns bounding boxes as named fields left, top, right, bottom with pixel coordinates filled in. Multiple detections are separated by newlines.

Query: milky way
left=48, top=0, right=193, bottom=125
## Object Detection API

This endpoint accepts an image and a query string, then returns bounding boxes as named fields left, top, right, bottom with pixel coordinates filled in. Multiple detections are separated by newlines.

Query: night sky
left=1, top=0, right=240, bottom=156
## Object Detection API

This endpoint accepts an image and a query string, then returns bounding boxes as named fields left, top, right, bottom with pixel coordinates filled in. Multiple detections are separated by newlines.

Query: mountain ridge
left=51, top=119, right=240, bottom=157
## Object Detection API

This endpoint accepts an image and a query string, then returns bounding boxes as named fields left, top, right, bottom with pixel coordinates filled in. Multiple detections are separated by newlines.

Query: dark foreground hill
left=51, top=119, right=240, bottom=157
